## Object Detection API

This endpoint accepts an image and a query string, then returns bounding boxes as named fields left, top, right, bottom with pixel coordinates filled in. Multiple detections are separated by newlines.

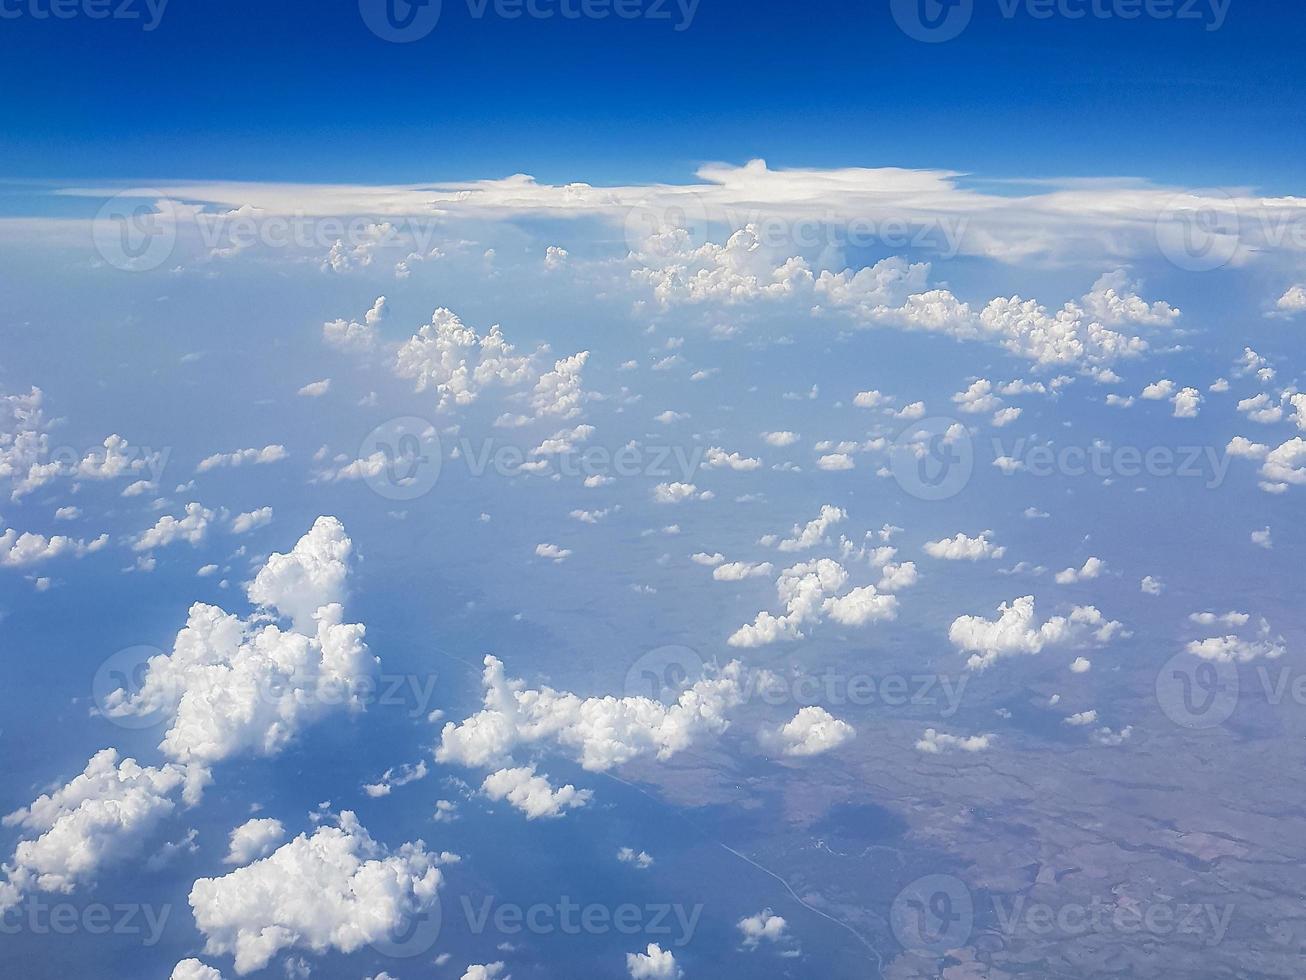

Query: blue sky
left=2, top=3, right=1306, bottom=980
left=2, top=0, right=1305, bottom=189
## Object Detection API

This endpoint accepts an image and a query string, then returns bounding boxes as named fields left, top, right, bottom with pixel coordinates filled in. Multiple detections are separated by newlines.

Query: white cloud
left=103, top=518, right=375, bottom=782
left=535, top=543, right=572, bottom=563
left=729, top=558, right=898, bottom=647
left=437, top=655, right=747, bottom=772
left=852, top=390, right=889, bottom=409
left=1252, top=526, right=1274, bottom=548
left=1172, top=386, right=1202, bottom=418
left=952, top=379, right=1002, bottom=414
left=713, top=560, right=773, bottom=581
left=1, top=749, right=189, bottom=914
left=461, top=964, right=508, bottom=980
left=1140, top=575, right=1164, bottom=595
left=774, top=504, right=846, bottom=552
left=1055, top=557, right=1105, bottom=584
left=923, top=530, right=1005, bottom=561
left=394, top=308, right=534, bottom=412
left=197, top=445, right=288, bottom=473
left=323, top=296, right=387, bottom=353
left=915, top=729, right=994, bottom=753
left=772, top=706, right=855, bottom=757
left=1275, top=284, right=1306, bottom=314
left=816, top=453, right=854, bottom=471
left=1070, top=656, right=1092, bottom=673
left=362, top=761, right=429, bottom=798
left=481, top=766, right=592, bottom=819
left=1065, top=710, right=1098, bottom=727
left=1141, top=379, right=1175, bottom=400
left=224, top=818, right=286, bottom=865
left=627, top=943, right=682, bottom=979
left=762, top=431, right=799, bottom=447
left=618, top=847, right=654, bottom=869
left=704, top=447, right=761, bottom=471
left=652, top=482, right=711, bottom=503
left=133, top=502, right=214, bottom=551
left=297, top=379, right=331, bottom=398
left=737, top=909, right=788, bottom=949
left=189, top=811, right=448, bottom=975
left=171, top=960, right=225, bottom=980
left=230, top=507, right=273, bottom=534
left=532, top=352, right=591, bottom=420
left=690, top=552, right=724, bottom=566
left=949, top=595, right=1121, bottom=671
left=0, top=528, right=107, bottom=567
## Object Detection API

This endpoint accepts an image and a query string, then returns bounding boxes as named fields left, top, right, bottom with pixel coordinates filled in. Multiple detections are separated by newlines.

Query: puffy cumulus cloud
left=0, top=528, right=108, bottom=567
left=532, top=351, right=592, bottom=420
left=1187, top=616, right=1286, bottom=664
left=171, top=960, right=225, bottom=980
left=817, top=453, right=854, bottom=471
left=915, top=728, right=994, bottom=753
left=952, top=379, right=1003, bottom=415
left=0, top=749, right=189, bottom=914
left=923, top=530, right=1005, bottom=561
left=1065, top=710, right=1098, bottom=727
left=102, top=518, right=375, bottom=785
left=196, top=445, right=288, bottom=473
left=224, top=818, right=286, bottom=865
left=627, top=943, right=682, bottom=979
left=652, top=481, right=712, bottom=504
left=363, top=760, right=429, bottom=798
left=773, top=504, right=846, bottom=552
left=1226, top=436, right=1270, bottom=460
left=323, top=296, right=386, bottom=353
left=1172, top=386, right=1203, bottom=418
left=393, top=307, right=534, bottom=412
left=632, top=225, right=816, bottom=308
left=246, top=515, right=352, bottom=631
left=1141, top=378, right=1176, bottom=400
left=1140, top=575, right=1164, bottom=595
left=1259, top=438, right=1306, bottom=492
left=737, top=909, right=789, bottom=949
left=481, top=766, right=593, bottom=819
left=133, top=503, right=214, bottom=552
left=297, top=379, right=331, bottom=398
left=534, top=543, right=572, bottom=563
left=770, top=706, right=855, bottom=757
left=1, top=388, right=160, bottom=500
left=461, top=964, right=509, bottom=980
left=230, top=507, right=273, bottom=535
left=618, top=847, right=654, bottom=869
left=852, top=389, right=890, bottom=409
left=1, top=386, right=59, bottom=499
left=1237, top=392, right=1284, bottom=424
left=704, top=446, right=761, bottom=471
left=762, top=431, right=800, bottom=447
left=1275, top=284, right=1306, bottom=314
left=189, top=811, right=449, bottom=975
left=949, top=595, right=1123, bottom=671
left=436, top=655, right=748, bottom=773
left=1054, top=556, right=1105, bottom=585
left=713, top=560, right=773, bottom=581
left=729, top=558, right=898, bottom=648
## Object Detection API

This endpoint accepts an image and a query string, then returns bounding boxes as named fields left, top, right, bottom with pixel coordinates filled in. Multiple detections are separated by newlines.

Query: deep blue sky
left=1, top=0, right=1302, bottom=191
